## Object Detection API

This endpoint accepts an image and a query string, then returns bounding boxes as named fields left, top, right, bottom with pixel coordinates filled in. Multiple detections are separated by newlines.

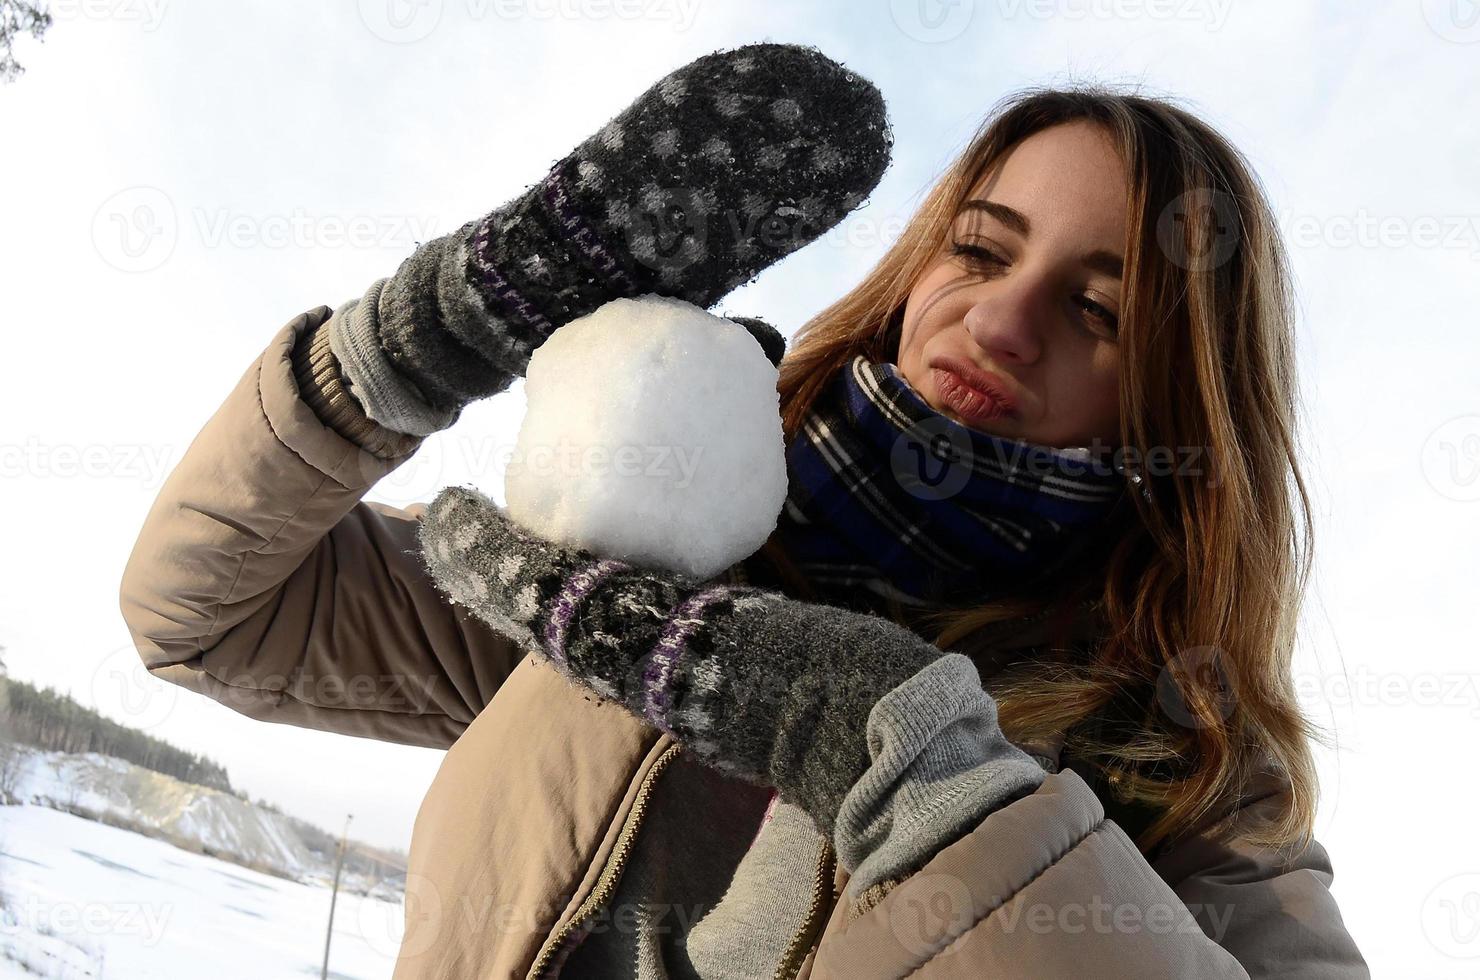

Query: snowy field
left=0, top=806, right=404, bottom=979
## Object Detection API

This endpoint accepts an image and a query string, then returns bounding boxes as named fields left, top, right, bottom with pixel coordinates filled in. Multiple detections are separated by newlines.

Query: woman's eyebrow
left=958, top=198, right=1124, bottom=280
left=959, top=198, right=1030, bottom=236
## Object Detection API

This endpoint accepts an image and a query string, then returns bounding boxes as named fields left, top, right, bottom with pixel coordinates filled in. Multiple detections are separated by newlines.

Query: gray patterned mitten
left=414, top=486, right=1044, bottom=840
left=332, top=41, right=891, bottom=435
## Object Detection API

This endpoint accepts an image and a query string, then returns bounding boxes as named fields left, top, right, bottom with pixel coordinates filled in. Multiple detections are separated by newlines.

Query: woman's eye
left=1077, top=297, right=1120, bottom=333
left=949, top=242, right=1007, bottom=270
left=949, top=241, right=1119, bottom=337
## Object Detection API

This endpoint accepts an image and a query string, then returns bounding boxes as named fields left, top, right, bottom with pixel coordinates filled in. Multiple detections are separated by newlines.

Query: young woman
left=119, top=42, right=1367, bottom=978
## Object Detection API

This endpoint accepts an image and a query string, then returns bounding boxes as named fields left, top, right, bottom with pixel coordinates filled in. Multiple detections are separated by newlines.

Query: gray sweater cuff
left=834, top=653, right=1048, bottom=899
left=327, top=277, right=462, bottom=437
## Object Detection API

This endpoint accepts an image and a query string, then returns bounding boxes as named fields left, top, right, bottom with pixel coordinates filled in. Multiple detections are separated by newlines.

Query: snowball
left=502, top=294, right=788, bottom=581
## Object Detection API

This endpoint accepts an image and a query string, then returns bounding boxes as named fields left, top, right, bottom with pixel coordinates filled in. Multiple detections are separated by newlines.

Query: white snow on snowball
left=501, top=294, right=788, bottom=581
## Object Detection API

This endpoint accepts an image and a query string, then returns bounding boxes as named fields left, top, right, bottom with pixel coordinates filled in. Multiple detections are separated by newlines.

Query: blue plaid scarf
left=776, top=354, right=1127, bottom=609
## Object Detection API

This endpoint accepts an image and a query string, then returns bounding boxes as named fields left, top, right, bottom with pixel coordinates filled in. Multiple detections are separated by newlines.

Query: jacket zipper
left=525, top=740, right=684, bottom=980
left=772, top=836, right=838, bottom=980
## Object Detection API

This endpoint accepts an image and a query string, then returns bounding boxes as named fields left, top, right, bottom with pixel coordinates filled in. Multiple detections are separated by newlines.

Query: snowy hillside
left=0, top=805, right=404, bottom=978
left=0, top=744, right=402, bottom=899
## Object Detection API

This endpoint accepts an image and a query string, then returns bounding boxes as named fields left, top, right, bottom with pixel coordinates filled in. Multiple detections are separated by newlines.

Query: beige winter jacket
left=118, top=304, right=1370, bottom=978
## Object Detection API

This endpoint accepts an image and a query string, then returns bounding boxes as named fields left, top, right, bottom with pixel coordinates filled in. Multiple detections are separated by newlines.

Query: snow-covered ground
left=0, top=805, right=405, bottom=978
left=2, top=745, right=401, bottom=900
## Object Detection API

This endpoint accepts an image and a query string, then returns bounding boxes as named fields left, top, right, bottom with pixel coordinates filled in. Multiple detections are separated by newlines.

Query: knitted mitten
left=334, top=41, right=891, bottom=434
left=418, top=486, right=966, bottom=837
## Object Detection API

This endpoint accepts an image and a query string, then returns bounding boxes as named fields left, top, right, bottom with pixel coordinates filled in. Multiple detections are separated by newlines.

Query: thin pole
left=321, top=813, right=353, bottom=980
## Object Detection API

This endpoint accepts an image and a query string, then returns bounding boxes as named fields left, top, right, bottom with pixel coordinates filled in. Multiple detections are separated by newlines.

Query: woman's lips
left=930, top=360, right=1020, bottom=425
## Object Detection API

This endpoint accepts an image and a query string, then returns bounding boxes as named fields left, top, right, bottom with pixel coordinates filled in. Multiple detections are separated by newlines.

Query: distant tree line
left=0, top=676, right=234, bottom=793
left=0, top=670, right=407, bottom=887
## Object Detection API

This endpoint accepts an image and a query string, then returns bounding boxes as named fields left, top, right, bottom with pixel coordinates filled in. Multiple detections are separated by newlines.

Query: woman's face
left=896, top=120, right=1127, bottom=449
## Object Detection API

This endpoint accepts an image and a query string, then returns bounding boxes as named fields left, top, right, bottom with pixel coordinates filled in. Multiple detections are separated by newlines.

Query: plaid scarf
left=776, top=354, right=1126, bottom=610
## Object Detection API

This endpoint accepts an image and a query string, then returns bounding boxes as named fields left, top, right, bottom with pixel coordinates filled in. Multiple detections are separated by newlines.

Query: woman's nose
left=961, top=279, right=1045, bottom=365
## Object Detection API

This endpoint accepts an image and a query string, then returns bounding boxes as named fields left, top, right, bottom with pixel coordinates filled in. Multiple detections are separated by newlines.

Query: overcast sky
left=3, top=1, right=1478, bottom=974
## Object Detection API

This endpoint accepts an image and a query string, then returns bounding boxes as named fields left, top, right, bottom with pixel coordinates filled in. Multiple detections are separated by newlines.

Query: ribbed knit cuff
left=328, top=278, right=463, bottom=438
left=290, top=314, right=424, bottom=461
left=834, top=653, right=1048, bottom=899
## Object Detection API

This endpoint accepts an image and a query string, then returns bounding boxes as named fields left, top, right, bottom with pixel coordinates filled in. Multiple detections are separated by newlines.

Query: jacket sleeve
left=117, top=303, right=526, bottom=751
left=812, top=767, right=1368, bottom=979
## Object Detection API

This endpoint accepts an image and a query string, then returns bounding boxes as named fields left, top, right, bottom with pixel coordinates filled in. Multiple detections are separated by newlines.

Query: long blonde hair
left=762, top=85, right=1319, bottom=851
